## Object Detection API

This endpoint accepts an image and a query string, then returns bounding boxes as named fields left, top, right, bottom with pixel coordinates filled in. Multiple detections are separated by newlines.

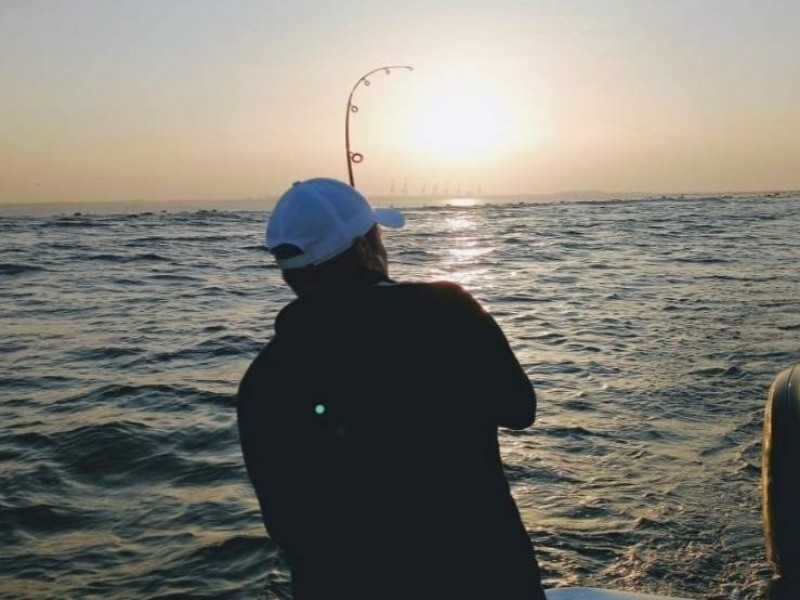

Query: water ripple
left=0, top=195, right=798, bottom=598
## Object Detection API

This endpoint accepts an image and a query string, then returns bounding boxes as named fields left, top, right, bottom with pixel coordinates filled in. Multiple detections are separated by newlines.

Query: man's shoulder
left=412, top=279, right=467, bottom=295
left=396, top=280, right=485, bottom=313
left=279, top=280, right=480, bottom=316
left=273, top=296, right=311, bottom=332
left=391, top=279, right=472, bottom=299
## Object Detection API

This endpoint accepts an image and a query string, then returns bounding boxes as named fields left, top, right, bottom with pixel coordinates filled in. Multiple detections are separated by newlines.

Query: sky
left=1, top=0, right=799, bottom=204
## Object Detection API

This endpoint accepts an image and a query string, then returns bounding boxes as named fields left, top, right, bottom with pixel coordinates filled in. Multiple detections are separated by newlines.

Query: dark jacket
left=238, top=278, right=544, bottom=600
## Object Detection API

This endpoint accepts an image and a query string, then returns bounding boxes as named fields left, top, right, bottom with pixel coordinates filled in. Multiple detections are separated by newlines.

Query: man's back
left=238, top=278, right=543, bottom=599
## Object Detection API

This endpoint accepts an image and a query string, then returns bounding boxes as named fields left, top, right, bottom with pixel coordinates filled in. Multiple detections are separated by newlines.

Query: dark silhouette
left=238, top=178, right=546, bottom=600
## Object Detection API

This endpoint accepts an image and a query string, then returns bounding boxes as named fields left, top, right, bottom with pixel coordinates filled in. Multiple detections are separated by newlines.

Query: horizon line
left=2, top=187, right=799, bottom=209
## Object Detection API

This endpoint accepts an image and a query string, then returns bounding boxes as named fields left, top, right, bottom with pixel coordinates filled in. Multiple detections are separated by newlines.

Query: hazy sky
left=2, top=0, right=799, bottom=203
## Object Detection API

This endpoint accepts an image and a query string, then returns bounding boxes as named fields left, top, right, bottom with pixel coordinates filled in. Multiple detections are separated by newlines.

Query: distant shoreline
left=1, top=190, right=797, bottom=217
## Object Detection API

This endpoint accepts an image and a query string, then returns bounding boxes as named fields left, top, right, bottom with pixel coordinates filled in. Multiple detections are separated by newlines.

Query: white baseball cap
left=266, top=178, right=405, bottom=270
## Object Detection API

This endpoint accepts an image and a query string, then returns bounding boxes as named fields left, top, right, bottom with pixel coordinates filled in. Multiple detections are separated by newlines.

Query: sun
left=411, top=85, right=512, bottom=162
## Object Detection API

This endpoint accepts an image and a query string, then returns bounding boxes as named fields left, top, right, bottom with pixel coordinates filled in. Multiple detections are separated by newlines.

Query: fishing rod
left=345, top=65, right=413, bottom=188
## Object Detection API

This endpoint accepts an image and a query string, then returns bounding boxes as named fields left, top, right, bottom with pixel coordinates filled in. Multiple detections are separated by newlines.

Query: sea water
left=1, top=194, right=799, bottom=599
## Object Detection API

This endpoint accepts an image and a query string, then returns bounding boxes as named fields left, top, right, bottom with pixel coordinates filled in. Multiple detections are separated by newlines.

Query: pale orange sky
left=1, top=0, right=799, bottom=204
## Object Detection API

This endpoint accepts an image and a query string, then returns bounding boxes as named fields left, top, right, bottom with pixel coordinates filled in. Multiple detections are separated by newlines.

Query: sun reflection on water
left=444, top=215, right=477, bottom=232
left=446, top=197, right=480, bottom=208
left=437, top=210, right=497, bottom=286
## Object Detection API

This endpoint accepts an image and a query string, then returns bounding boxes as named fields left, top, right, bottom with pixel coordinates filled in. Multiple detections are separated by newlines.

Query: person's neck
left=293, top=267, right=391, bottom=299
left=334, top=267, right=391, bottom=288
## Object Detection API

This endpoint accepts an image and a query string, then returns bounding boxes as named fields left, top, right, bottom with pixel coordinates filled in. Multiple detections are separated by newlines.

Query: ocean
left=1, top=193, right=799, bottom=599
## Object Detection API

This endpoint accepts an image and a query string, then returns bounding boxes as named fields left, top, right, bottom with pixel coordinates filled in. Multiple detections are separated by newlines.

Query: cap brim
left=374, top=207, right=405, bottom=229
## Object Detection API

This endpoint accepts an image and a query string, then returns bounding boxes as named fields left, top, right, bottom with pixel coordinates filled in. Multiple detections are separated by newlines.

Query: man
left=237, top=177, right=546, bottom=600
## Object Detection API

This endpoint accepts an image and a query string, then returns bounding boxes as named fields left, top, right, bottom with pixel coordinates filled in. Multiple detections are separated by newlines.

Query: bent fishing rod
left=345, top=65, right=413, bottom=188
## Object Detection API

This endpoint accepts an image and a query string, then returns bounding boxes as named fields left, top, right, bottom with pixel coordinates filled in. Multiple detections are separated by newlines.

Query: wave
left=0, top=501, right=102, bottom=535
left=65, top=347, right=144, bottom=362
left=35, top=420, right=239, bottom=488
left=47, top=421, right=163, bottom=479
left=0, top=375, right=74, bottom=390
left=51, top=383, right=235, bottom=413
left=124, top=234, right=236, bottom=245
left=672, top=257, right=733, bottom=264
left=0, top=263, right=46, bottom=276
left=134, top=335, right=263, bottom=365
left=45, top=218, right=112, bottom=228
left=688, top=365, right=744, bottom=377
left=1, top=192, right=797, bottom=600
left=82, top=253, right=171, bottom=263
left=543, top=425, right=607, bottom=439
left=132, top=534, right=281, bottom=599
left=146, top=272, right=202, bottom=282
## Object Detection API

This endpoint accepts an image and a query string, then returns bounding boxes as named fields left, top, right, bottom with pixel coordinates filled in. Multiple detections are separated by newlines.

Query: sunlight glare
left=446, top=197, right=480, bottom=208
left=412, top=85, right=513, bottom=163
